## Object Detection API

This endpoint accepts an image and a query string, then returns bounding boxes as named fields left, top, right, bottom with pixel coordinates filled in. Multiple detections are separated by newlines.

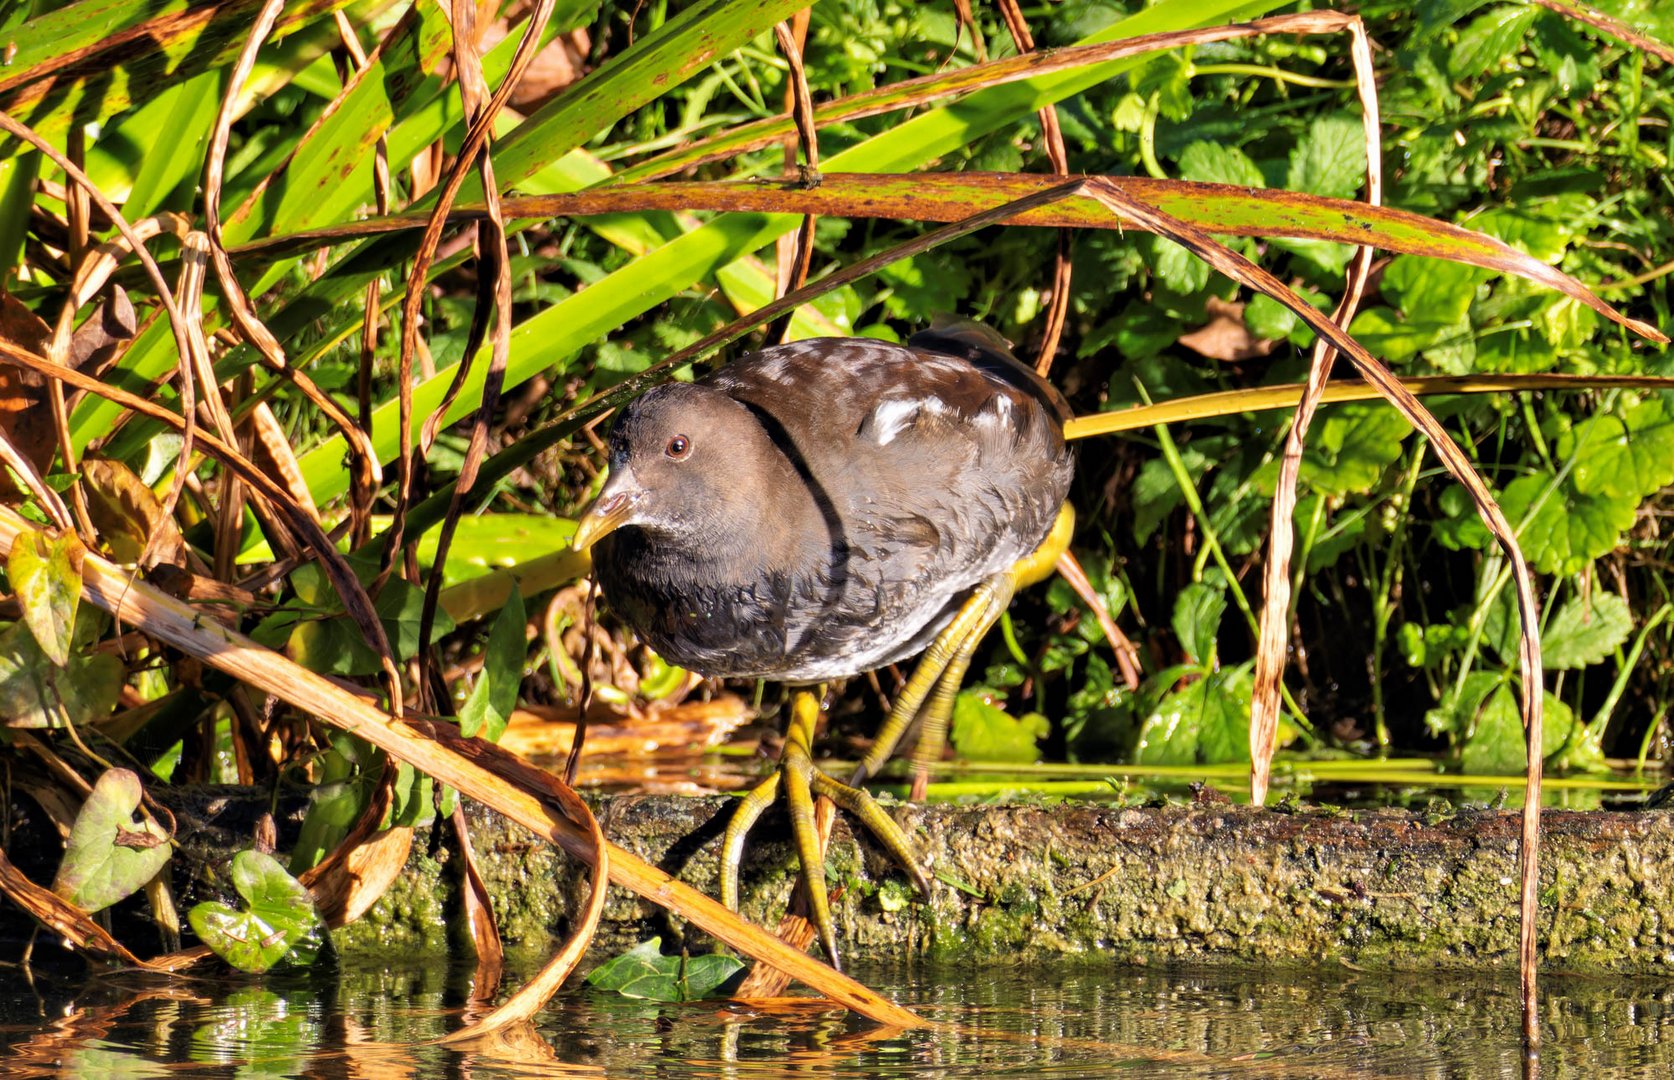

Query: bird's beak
left=571, top=469, right=643, bottom=551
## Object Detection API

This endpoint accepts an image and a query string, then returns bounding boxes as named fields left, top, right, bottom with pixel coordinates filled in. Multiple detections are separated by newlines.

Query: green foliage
left=950, top=690, right=1049, bottom=763
left=585, top=937, right=745, bottom=1001
left=8, top=527, right=80, bottom=667
left=459, top=587, right=526, bottom=742
left=188, top=851, right=323, bottom=974
left=52, top=769, right=172, bottom=913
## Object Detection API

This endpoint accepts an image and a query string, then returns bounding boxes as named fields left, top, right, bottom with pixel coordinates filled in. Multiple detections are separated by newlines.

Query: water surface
left=1, top=955, right=1669, bottom=1077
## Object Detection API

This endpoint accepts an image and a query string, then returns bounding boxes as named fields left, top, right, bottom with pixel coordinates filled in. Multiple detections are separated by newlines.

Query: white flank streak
left=869, top=398, right=922, bottom=445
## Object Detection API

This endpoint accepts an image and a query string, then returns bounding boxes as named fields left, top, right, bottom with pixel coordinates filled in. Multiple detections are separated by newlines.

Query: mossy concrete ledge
left=320, top=796, right=1674, bottom=974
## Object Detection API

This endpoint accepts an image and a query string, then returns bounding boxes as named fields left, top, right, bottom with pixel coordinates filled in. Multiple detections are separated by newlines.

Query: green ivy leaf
left=1171, top=581, right=1226, bottom=666
left=51, top=768, right=172, bottom=913
left=1153, top=236, right=1209, bottom=294
left=459, top=587, right=526, bottom=742
left=188, top=850, right=322, bottom=974
left=1285, top=113, right=1365, bottom=200
left=7, top=527, right=81, bottom=667
left=1130, top=456, right=1185, bottom=544
left=1542, top=592, right=1633, bottom=670
left=1243, top=292, right=1295, bottom=340
left=950, top=690, right=1048, bottom=763
left=1380, top=254, right=1492, bottom=326
left=1564, top=398, right=1674, bottom=502
left=585, top=937, right=745, bottom=1002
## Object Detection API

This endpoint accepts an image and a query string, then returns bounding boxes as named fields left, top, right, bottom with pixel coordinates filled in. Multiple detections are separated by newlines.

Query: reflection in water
left=0, top=955, right=1670, bottom=1077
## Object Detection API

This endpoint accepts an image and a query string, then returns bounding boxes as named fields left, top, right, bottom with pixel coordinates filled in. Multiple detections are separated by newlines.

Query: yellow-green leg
left=719, top=691, right=930, bottom=971
left=850, top=502, right=1076, bottom=794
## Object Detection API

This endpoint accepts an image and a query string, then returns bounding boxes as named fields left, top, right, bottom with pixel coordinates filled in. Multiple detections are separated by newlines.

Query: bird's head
left=571, top=382, right=778, bottom=553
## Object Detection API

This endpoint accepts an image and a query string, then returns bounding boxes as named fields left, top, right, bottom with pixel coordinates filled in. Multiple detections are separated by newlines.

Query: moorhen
left=570, top=318, right=1075, bottom=968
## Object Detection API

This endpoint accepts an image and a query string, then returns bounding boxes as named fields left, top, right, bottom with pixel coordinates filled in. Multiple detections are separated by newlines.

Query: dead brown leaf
left=80, top=458, right=187, bottom=568
left=1177, top=297, right=1278, bottom=362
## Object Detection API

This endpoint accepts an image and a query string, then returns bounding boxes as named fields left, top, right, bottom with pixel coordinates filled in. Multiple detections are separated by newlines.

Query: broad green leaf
left=459, top=588, right=526, bottom=742
left=188, top=850, right=322, bottom=974
left=1244, top=292, right=1295, bottom=341
left=288, top=734, right=376, bottom=875
left=1460, top=684, right=1525, bottom=775
left=1460, top=686, right=1573, bottom=775
left=1499, top=471, right=1638, bottom=576
left=387, top=761, right=435, bottom=828
left=1380, top=254, right=1492, bottom=326
left=272, top=563, right=457, bottom=676
left=1564, top=398, right=1674, bottom=501
left=1171, top=582, right=1225, bottom=666
left=1134, top=664, right=1252, bottom=765
left=949, top=691, right=1048, bottom=763
left=8, top=527, right=82, bottom=667
left=1301, top=404, right=1410, bottom=497
left=1348, top=306, right=1467, bottom=367
left=1153, top=236, right=1210, bottom=294
left=52, top=768, right=172, bottom=913
left=0, top=620, right=122, bottom=729
left=585, top=937, right=744, bottom=1002
left=1543, top=592, right=1633, bottom=670
left=1474, top=203, right=1572, bottom=264
left=1285, top=114, right=1366, bottom=200
left=1425, top=670, right=1504, bottom=741
left=1130, top=456, right=1185, bottom=544
left=1178, top=141, right=1265, bottom=188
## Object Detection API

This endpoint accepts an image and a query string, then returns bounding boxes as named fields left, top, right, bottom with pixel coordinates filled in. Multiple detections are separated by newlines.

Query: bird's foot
left=720, top=691, right=930, bottom=971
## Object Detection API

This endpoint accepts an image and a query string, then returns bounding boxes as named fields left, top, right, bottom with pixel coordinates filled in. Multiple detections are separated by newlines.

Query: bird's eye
left=665, top=434, right=691, bottom=459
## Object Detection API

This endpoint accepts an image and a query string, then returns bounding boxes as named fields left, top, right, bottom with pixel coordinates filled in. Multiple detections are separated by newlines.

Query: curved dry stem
left=0, top=108, right=200, bottom=565
left=413, top=0, right=560, bottom=694
left=200, top=0, right=401, bottom=710
left=1250, top=14, right=1382, bottom=807
left=1079, top=173, right=1547, bottom=1049
left=386, top=0, right=557, bottom=596
left=430, top=725, right=609, bottom=1044
left=0, top=504, right=922, bottom=1025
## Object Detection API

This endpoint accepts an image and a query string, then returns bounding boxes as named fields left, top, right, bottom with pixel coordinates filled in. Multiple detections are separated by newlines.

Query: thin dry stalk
left=1064, top=373, right=1674, bottom=438
left=333, top=8, right=393, bottom=548
left=0, top=109, right=201, bottom=561
left=385, top=0, right=556, bottom=599
left=1250, top=15, right=1382, bottom=806
left=768, top=16, right=818, bottom=345
left=1530, top=0, right=1674, bottom=64
left=413, top=0, right=559, bottom=688
left=994, top=0, right=1072, bottom=374
left=1078, top=174, right=1548, bottom=1053
left=201, top=0, right=400, bottom=708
